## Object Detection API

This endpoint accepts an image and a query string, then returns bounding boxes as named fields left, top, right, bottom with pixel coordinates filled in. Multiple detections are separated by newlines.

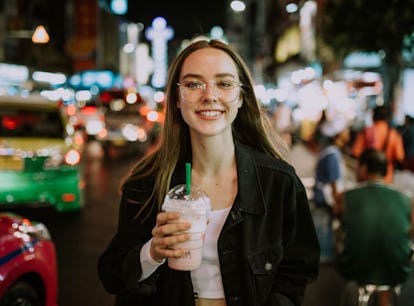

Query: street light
left=230, top=1, right=246, bottom=12
left=31, top=25, right=50, bottom=44
left=8, top=24, right=50, bottom=44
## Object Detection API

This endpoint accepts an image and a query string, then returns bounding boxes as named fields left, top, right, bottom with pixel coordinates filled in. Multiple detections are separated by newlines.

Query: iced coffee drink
left=162, top=184, right=211, bottom=271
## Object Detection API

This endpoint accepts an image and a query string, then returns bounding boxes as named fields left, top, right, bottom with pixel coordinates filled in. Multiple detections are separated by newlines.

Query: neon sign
left=145, top=17, right=174, bottom=89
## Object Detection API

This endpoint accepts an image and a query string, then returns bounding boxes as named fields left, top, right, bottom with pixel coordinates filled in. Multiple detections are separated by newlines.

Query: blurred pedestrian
left=312, top=117, right=350, bottom=262
left=335, top=149, right=413, bottom=306
left=313, top=117, right=350, bottom=216
left=401, top=114, right=414, bottom=172
left=312, top=110, right=327, bottom=146
left=351, top=105, right=405, bottom=183
left=271, top=101, right=293, bottom=147
left=97, top=38, right=320, bottom=306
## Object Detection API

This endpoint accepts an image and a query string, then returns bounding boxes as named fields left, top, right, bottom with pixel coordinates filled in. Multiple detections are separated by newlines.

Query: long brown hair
left=123, top=39, right=287, bottom=220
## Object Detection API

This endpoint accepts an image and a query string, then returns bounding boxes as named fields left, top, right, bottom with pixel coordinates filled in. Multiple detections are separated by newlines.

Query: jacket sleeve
left=97, top=181, right=162, bottom=296
left=270, top=175, right=320, bottom=306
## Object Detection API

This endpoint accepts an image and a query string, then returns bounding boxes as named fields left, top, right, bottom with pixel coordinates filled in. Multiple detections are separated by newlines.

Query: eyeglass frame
left=176, top=79, right=243, bottom=103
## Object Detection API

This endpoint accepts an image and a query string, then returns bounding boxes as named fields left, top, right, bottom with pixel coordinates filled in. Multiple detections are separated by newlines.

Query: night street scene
left=1, top=1, right=414, bottom=306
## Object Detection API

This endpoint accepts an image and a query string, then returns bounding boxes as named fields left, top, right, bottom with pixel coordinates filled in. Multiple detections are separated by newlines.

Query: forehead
left=180, top=47, right=238, bottom=78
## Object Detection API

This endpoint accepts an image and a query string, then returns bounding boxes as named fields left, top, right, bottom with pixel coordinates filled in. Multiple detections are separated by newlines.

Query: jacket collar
left=171, top=143, right=266, bottom=215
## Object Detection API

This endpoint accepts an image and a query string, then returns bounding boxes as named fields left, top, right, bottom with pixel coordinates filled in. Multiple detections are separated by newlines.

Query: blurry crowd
left=268, top=102, right=414, bottom=175
left=269, top=103, right=414, bottom=306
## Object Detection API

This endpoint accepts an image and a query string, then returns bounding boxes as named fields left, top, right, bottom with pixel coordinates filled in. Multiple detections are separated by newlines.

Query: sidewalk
left=288, top=142, right=414, bottom=306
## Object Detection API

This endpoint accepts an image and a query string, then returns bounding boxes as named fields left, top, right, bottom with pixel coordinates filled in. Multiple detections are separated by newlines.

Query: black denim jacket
left=98, top=143, right=320, bottom=306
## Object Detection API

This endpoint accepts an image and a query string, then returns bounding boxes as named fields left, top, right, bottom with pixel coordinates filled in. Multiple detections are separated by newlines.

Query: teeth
left=199, top=111, right=221, bottom=117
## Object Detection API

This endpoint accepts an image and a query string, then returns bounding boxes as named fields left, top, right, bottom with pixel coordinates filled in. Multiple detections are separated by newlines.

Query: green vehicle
left=0, top=94, right=85, bottom=211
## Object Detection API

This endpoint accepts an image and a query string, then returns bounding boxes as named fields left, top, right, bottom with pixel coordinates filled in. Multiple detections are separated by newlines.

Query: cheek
left=228, top=105, right=240, bottom=122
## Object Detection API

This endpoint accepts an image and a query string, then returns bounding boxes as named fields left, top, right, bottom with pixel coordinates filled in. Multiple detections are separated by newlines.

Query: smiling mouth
left=197, top=110, right=223, bottom=117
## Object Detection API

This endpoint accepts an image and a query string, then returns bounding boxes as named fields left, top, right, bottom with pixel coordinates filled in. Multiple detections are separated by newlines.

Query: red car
left=0, top=212, right=58, bottom=306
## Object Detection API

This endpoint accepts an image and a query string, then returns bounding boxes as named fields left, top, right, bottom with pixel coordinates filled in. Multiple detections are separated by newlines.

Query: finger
left=152, top=232, right=191, bottom=248
left=156, top=211, right=181, bottom=226
left=151, top=239, right=186, bottom=262
left=155, top=245, right=190, bottom=259
left=165, top=248, right=191, bottom=259
left=152, top=222, right=190, bottom=238
left=152, top=233, right=191, bottom=260
left=152, top=219, right=191, bottom=238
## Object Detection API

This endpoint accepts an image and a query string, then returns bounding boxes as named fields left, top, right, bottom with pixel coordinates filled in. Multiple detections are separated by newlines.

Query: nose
left=203, top=81, right=218, bottom=101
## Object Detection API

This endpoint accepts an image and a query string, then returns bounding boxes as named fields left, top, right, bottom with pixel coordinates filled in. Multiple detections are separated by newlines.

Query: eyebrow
left=181, top=72, right=238, bottom=80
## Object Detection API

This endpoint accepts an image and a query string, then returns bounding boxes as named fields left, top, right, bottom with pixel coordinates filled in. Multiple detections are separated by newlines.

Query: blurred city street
left=1, top=1, right=414, bottom=306
left=1, top=137, right=413, bottom=306
left=288, top=141, right=414, bottom=306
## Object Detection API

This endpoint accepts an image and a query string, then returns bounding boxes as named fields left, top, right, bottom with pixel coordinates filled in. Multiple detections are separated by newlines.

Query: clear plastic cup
left=162, top=184, right=211, bottom=271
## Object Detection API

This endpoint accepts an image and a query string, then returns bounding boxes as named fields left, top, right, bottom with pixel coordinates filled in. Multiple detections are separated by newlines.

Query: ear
left=237, top=98, right=243, bottom=109
left=177, top=100, right=182, bottom=108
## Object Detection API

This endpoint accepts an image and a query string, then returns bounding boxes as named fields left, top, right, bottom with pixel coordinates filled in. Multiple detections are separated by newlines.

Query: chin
left=191, top=124, right=230, bottom=138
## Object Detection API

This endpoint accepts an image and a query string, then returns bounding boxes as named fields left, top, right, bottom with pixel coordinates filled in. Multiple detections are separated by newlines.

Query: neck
left=190, top=136, right=236, bottom=177
left=362, top=174, right=385, bottom=183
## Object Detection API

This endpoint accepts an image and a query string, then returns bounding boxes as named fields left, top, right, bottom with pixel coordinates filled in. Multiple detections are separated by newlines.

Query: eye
left=216, top=80, right=236, bottom=89
left=183, top=81, right=205, bottom=90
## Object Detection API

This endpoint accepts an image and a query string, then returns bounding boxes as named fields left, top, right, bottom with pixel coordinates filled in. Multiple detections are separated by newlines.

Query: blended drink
left=162, top=184, right=211, bottom=271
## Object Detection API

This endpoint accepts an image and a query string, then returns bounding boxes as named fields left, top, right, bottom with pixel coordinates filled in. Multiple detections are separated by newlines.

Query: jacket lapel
left=234, top=143, right=266, bottom=215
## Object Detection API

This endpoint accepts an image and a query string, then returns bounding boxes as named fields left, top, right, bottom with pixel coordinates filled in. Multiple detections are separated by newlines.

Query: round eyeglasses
left=177, top=80, right=243, bottom=103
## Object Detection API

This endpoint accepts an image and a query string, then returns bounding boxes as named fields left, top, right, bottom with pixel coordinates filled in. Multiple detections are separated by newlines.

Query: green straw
left=185, top=162, right=191, bottom=196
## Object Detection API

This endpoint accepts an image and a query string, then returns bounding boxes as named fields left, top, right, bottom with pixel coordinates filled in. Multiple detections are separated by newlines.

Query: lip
left=195, top=109, right=224, bottom=119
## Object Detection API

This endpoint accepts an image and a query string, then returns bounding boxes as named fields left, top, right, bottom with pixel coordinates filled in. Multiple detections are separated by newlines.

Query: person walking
left=351, top=105, right=405, bottom=183
left=401, top=114, right=414, bottom=172
left=335, top=149, right=413, bottom=306
left=312, top=117, right=350, bottom=262
left=97, top=38, right=320, bottom=306
left=271, top=101, right=294, bottom=147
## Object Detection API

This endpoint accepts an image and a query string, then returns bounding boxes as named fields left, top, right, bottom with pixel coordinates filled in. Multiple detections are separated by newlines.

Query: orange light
left=139, top=105, right=150, bottom=116
left=32, top=25, right=50, bottom=44
left=98, top=128, right=107, bottom=138
left=80, top=106, right=98, bottom=114
left=74, top=133, right=85, bottom=146
left=62, top=193, right=76, bottom=202
left=21, top=218, right=32, bottom=226
left=66, top=104, right=77, bottom=116
left=154, top=112, right=165, bottom=123
left=79, top=180, right=86, bottom=189
left=65, top=149, right=81, bottom=165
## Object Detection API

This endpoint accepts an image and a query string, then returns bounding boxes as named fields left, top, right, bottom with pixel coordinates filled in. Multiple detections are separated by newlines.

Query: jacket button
left=265, top=262, right=272, bottom=271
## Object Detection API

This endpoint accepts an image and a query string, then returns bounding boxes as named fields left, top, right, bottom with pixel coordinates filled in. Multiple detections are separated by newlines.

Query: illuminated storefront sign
left=145, top=17, right=174, bottom=89
left=0, top=63, right=29, bottom=85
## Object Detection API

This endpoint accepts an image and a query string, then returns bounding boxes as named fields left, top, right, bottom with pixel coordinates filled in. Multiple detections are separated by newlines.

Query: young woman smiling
left=98, top=38, right=320, bottom=306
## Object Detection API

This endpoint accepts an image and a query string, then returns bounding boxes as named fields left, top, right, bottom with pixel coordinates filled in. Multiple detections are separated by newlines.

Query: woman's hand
left=150, top=211, right=191, bottom=262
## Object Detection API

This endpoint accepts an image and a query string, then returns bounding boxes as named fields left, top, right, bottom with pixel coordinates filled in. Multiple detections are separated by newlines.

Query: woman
left=98, top=38, right=320, bottom=306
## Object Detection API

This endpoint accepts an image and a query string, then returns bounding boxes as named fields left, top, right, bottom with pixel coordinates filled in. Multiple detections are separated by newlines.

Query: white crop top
left=191, top=207, right=231, bottom=299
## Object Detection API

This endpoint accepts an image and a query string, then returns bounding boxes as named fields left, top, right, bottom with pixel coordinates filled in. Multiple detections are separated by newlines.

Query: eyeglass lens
left=179, top=81, right=240, bottom=103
